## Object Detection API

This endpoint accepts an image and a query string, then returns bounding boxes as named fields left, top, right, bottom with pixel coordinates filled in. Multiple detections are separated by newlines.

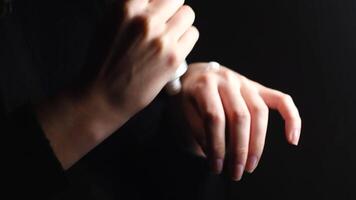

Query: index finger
left=257, top=85, right=302, bottom=146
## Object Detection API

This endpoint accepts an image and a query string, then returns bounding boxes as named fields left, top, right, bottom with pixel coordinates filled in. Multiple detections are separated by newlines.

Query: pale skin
left=180, top=63, right=301, bottom=181
left=36, top=0, right=301, bottom=182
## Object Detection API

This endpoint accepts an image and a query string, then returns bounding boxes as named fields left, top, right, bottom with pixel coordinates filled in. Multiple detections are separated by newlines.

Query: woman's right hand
left=36, top=0, right=198, bottom=169
left=93, top=0, right=199, bottom=118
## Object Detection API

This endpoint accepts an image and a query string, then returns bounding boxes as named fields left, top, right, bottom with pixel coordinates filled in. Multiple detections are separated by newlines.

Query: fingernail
left=291, top=128, right=301, bottom=146
left=212, top=159, right=224, bottom=174
left=233, top=164, right=245, bottom=181
left=246, top=155, right=259, bottom=173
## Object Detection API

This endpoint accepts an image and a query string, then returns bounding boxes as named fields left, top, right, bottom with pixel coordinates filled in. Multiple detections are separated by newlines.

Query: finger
left=192, top=78, right=226, bottom=174
left=165, top=5, right=195, bottom=41
left=219, top=78, right=251, bottom=181
left=182, top=94, right=208, bottom=157
left=190, top=136, right=207, bottom=158
left=108, top=0, right=150, bottom=55
left=240, top=86, right=269, bottom=173
left=122, top=0, right=149, bottom=20
left=147, top=0, right=185, bottom=23
left=176, top=26, right=199, bottom=61
left=258, top=85, right=302, bottom=146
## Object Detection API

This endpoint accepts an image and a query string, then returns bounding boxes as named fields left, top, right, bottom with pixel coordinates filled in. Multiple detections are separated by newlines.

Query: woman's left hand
left=179, top=62, right=302, bottom=181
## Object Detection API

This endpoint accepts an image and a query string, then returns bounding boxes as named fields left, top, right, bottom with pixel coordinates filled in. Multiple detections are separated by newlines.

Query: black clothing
left=2, top=0, right=356, bottom=199
left=1, top=1, right=213, bottom=199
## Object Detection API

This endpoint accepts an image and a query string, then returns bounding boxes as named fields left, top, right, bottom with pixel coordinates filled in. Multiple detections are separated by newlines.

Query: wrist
left=165, top=61, right=189, bottom=96
left=79, top=85, right=131, bottom=135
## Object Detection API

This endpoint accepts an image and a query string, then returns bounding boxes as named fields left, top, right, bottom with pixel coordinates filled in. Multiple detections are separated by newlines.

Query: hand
left=179, top=62, right=302, bottom=181
left=36, top=0, right=199, bottom=170
left=94, top=0, right=199, bottom=118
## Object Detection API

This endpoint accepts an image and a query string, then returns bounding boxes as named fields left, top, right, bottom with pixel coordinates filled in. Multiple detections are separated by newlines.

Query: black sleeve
left=1, top=103, right=69, bottom=199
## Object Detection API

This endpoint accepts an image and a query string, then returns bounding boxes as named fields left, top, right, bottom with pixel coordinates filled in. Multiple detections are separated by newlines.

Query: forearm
left=36, top=88, right=130, bottom=170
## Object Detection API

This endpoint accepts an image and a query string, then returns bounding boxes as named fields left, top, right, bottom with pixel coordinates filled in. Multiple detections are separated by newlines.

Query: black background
left=188, top=0, right=356, bottom=199
left=1, top=0, right=356, bottom=199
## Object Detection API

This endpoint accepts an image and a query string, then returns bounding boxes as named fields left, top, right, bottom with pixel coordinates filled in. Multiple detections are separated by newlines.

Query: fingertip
left=285, top=115, right=302, bottom=146
left=289, top=128, right=301, bottom=146
left=245, top=155, right=259, bottom=173
left=232, top=164, right=245, bottom=181
left=211, top=158, right=224, bottom=174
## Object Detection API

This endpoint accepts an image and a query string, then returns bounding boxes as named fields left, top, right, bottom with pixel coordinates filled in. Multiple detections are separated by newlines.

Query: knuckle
left=231, top=109, right=250, bottom=124
left=193, top=79, right=213, bottom=94
left=205, top=110, right=224, bottom=125
left=219, top=69, right=235, bottom=82
left=198, top=73, right=213, bottom=84
left=280, top=93, right=294, bottom=105
left=278, top=93, right=300, bottom=120
left=219, top=69, right=230, bottom=78
left=166, top=51, right=180, bottom=67
left=251, top=104, right=269, bottom=117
